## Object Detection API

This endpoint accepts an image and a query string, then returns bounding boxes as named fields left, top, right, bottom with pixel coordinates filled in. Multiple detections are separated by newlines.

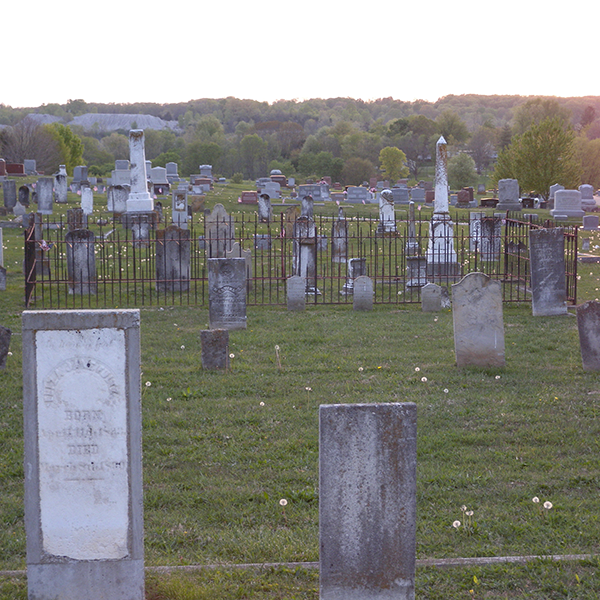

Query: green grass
left=2, top=183, right=600, bottom=598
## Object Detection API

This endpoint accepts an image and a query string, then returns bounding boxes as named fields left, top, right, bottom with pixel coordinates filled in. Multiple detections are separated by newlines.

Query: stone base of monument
left=495, top=201, right=521, bottom=212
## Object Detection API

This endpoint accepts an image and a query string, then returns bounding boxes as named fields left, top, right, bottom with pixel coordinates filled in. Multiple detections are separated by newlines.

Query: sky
left=4, top=0, right=599, bottom=109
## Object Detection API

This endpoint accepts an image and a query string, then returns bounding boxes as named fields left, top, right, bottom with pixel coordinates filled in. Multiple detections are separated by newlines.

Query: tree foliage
left=45, top=123, right=84, bottom=174
left=340, top=157, right=376, bottom=186
left=435, top=110, right=470, bottom=145
left=448, top=153, right=477, bottom=189
left=379, top=146, right=409, bottom=181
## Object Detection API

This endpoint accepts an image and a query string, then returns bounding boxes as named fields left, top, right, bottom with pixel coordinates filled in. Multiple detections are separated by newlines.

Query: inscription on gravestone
left=208, top=258, right=247, bottom=330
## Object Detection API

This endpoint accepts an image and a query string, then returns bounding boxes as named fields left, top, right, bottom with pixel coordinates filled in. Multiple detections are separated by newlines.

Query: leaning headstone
left=293, top=216, right=320, bottom=294
left=37, top=178, right=54, bottom=215
left=3, top=179, right=17, bottom=210
left=0, top=326, right=10, bottom=367
left=551, top=189, right=584, bottom=219
left=81, top=187, right=93, bottom=215
left=22, top=309, right=144, bottom=600
left=54, top=165, right=68, bottom=204
left=287, top=275, right=306, bottom=311
left=156, top=226, right=190, bottom=293
left=353, top=275, right=373, bottom=310
left=579, top=184, right=596, bottom=212
left=529, top=228, right=568, bottom=316
left=451, top=272, right=505, bottom=367
left=65, top=230, right=97, bottom=294
left=208, top=258, right=247, bottom=330
left=320, top=402, right=416, bottom=600
left=577, top=301, right=600, bottom=371
left=496, top=178, right=521, bottom=212
left=200, top=329, right=229, bottom=370
left=421, top=282, right=450, bottom=312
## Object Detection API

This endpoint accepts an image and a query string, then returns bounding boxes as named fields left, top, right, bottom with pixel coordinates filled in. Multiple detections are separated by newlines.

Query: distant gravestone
left=258, top=193, right=272, bottom=222
left=583, top=215, right=599, bottom=230
left=320, top=402, right=416, bottom=600
left=410, top=187, right=425, bottom=204
left=254, top=234, right=271, bottom=251
left=3, top=179, right=17, bottom=210
left=22, top=309, right=144, bottom=600
left=24, top=159, right=37, bottom=175
left=226, top=242, right=252, bottom=290
left=529, top=228, right=568, bottom=316
left=579, top=184, right=596, bottom=212
left=81, top=187, right=93, bottom=215
left=293, top=216, right=319, bottom=294
left=208, top=258, right=247, bottom=329
left=551, top=189, right=584, bottom=219
left=301, top=194, right=314, bottom=218
left=331, top=219, right=348, bottom=263
left=548, top=183, right=565, bottom=210
left=67, top=208, right=87, bottom=232
left=171, top=190, right=188, bottom=230
left=496, top=178, right=521, bottom=212
left=392, top=187, right=410, bottom=204
left=18, top=185, right=30, bottom=207
left=54, top=165, right=68, bottom=204
left=66, top=230, right=97, bottom=295
left=200, top=329, right=229, bottom=370
left=452, top=272, right=505, bottom=367
left=287, top=275, right=306, bottom=311
left=107, top=185, right=129, bottom=214
left=469, top=212, right=485, bottom=252
left=0, top=326, right=10, bottom=367
left=353, top=275, right=373, bottom=310
left=284, top=205, right=300, bottom=238
left=377, top=189, right=396, bottom=233
left=341, top=257, right=366, bottom=295
left=421, top=282, right=450, bottom=312
left=480, top=217, right=502, bottom=262
left=37, top=178, right=54, bottom=215
left=156, top=226, right=190, bottom=293
left=577, top=301, right=600, bottom=371
left=406, top=256, right=427, bottom=288
left=205, top=204, right=234, bottom=258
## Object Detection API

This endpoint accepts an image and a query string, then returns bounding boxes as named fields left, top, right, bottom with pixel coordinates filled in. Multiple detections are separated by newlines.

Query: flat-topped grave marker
left=208, top=258, right=247, bottom=329
left=22, top=309, right=144, bottom=600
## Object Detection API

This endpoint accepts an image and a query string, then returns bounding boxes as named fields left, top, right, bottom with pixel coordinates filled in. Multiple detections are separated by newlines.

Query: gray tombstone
left=0, top=326, right=10, bottom=368
left=583, top=215, right=599, bottom=230
left=331, top=219, right=348, bottom=263
left=66, top=230, right=97, bottom=295
left=353, top=275, right=373, bottom=310
left=200, top=329, right=229, bottom=370
left=0, top=228, right=3, bottom=267
left=67, top=208, right=87, bottom=232
left=320, top=403, right=416, bottom=600
left=81, top=187, right=93, bottom=215
left=293, top=216, right=320, bottom=294
left=529, top=228, right=568, bottom=316
left=172, top=190, right=188, bottom=229
left=480, top=217, right=502, bottom=262
left=421, top=282, right=450, bottom=312
left=301, top=194, right=314, bottom=218
left=392, top=187, right=410, bottom=204
left=287, top=275, right=306, bottom=311
left=410, top=187, right=425, bottom=203
left=24, top=159, right=37, bottom=175
left=341, top=257, right=367, bottom=295
left=579, top=184, right=596, bottom=212
left=254, top=234, right=272, bottom=251
left=205, top=204, right=234, bottom=258
left=258, top=193, right=272, bottom=222
left=108, top=185, right=129, bottom=214
left=406, top=256, right=427, bottom=288
left=37, top=178, right=54, bottom=215
left=469, top=212, right=486, bottom=252
left=405, top=201, right=419, bottom=256
left=577, top=301, right=600, bottom=371
left=451, top=272, right=505, bottom=367
left=548, top=183, right=565, bottom=210
left=3, top=179, right=17, bottom=210
left=18, top=184, right=30, bottom=207
left=496, top=178, right=521, bottom=212
left=226, top=242, right=252, bottom=290
left=208, top=258, right=247, bottom=330
left=22, top=309, right=144, bottom=600
left=551, top=189, right=584, bottom=219
left=156, top=226, right=190, bottom=293
left=54, top=165, right=68, bottom=204
left=0, top=266, right=6, bottom=292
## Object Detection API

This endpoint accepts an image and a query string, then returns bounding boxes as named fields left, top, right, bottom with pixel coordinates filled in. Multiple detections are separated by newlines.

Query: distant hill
left=26, top=112, right=180, bottom=133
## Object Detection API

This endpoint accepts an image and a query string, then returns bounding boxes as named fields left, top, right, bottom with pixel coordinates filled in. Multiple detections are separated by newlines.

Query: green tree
left=468, top=126, right=496, bottom=174
left=492, top=117, right=581, bottom=197
left=341, top=157, right=376, bottom=186
left=239, top=134, right=267, bottom=179
left=182, top=141, right=222, bottom=176
left=512, top=98, right=571, bottom=136
left=45, top=123, right=84, bottom=174
left=576, top=136, right=600, bottom=189
left=436, top=110, right=470, bottom=145
left=101, top=133, right=129, bottom=160
left=81, top=135, right=113, bottom=168
left=379, top=146, right=409, bottom=181
left=153, top=150, right=182, bottom=169
left=448, top=153, right=478, bottom=189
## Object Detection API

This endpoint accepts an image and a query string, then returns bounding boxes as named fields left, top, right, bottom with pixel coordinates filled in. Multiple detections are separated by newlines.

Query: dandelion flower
left=145, top=381, right=151, bottom=387
left=229, top=353, right=235, bottom=359
left=259, top=401, right=265, bottom=406
left=7, top=352, right=12, bottom=356
left=166, top=397, right=172, bottom=402
left=532, top=496, right=540, bottom=503
left=461, top=505, right=467, bottom=512
left=415, top=367, right=421, bottom=372
left=358, top=366, right=364, bottom=372
left=275, top=344, right=280, bottom=351
left=279, top=498, right=288, bottom=506
left=495, top=375, right=501, bottom=380
left=305, top=386, right=312, bottom=392
left=453, top=520, right=461, bottom=528
left=421, top=377, right=428, bottom=382
left=544, top=501, right=553, bottom=510
left=180, top=345, right=185, bottom=349
left=466, top=510, right=474, bottom=517
left=444, top=388, right=449, bottom=393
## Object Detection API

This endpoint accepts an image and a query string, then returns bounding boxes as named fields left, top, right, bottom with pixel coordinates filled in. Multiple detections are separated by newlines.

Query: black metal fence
left=23, top=211, right=578, bottom=309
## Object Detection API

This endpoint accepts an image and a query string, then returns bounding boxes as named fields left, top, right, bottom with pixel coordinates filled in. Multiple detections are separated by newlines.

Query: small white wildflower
left=461, top=505, right=467, bottom=512
left=421, top=377, right=428, bottom=382
left=453, top=520, right=461, bottom=528
left=415, top=367, right=421, bottom=372
left=532, top=496, right=540, bottom=503
left=145, top=381, right=151, bottom=387
left=279, top=498, right=288, bottom=506
left=274, top=345, right=280, bottom=351
left=444, top=388, right=449, bottom=393
left=180, top=345, right=185, bottom=349
left=166, top=397, right=172, bottom=402
left=495, top=375, right=501, bottom=380
left=305, top=386, right=312, bottom=392
left=358, top=367, right=364, bottom=372
left=229, top=353, right=235, bottom=358
left=544, top=501, right=553, bottom=510
left=259, top=401, right=265, bottom=406
left=7, top=352, right=12, bottom=356
left=466, top=510, right=474, bottom=517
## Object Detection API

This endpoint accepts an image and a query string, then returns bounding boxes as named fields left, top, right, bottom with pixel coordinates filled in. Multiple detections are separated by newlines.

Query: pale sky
left=4, top=0, right=598, bottom=109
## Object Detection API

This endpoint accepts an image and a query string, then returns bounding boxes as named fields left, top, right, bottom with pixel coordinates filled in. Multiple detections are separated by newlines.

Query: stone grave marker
left=331, top=218, right=348, bottom=263
left=377, top=189, right=396, bottom=233
left=18, top=184, right=30, bottom=207
left=353, top=275, right=373, bottom=310
left=127, top=130, right=154, bottom=213
left=287, top=275, right=306, bottom=311
left=226, top=242, right=252, bottom=290
left=392, top=187, right=410, bottom=204
left=200, top=329, right=229, bottom=370
left=254, top=234, right=271, bottom=251
left=579, top=184, right=596, bottom=212
left=341, top=257, right=366, bottom=295
left=205, top=203, right=234, bottom=258
left=529, top=228, right=568, bottom=316
left=496, top=178, right=521, bottom=212
left=301, top=194, right=314, bottom=218
left=155, top=226, right=190, bottom=293
left=320, top=402, right=416, bottom=600
left=284, top=205, right=300, bottom=238
left=22, top=309, right=144, bottom=600
left=406, top=256, right=427, bottom=288
left=410, top=187, right=425, bottom=203
left=583, top=215, right=599, bottom=230
left=24, top=159, right=37, bottom=175
left=258, top=193, right=272, bottom=222
left=0, top=266, right=5, bottom=291
left=37, top=178, right=54, bottom=215
left=107, top=185, right=129, bottom=214
left=0, top=326, right=10, bottom=367
left=549, top=183, right=565, bottom=210
left=480, top=217, right=502, bottom=262
left=208, top=258, right=247, bottom=330
left=551, top=189, right=584, bottom=219
left=66, top=229, right=97, bottom=295
left=421, top=282, right=450, bottom=312
left=0, top=228, right=3, bottom=267
left=67, top=208, right=87, bottom=231
left=54, top=165, right=68, bottom=204
left=293, top=216, right=319, bottom=294
left=577, top=301, right=600, bottom=371
left=172, top=189, right=188, bottom=229
left=452, top=272, right=505, bottom=367
left=81, top=187, right=93, bottom=215
left=3, top=179, right=17, bottom=210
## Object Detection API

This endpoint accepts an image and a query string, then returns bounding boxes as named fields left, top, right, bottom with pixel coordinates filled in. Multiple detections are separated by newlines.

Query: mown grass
left=2, top=183, right=600, bottom=598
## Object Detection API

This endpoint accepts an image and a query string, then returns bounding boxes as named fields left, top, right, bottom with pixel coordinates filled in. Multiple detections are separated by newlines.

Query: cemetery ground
left=2, top=183, right=600, bottom=598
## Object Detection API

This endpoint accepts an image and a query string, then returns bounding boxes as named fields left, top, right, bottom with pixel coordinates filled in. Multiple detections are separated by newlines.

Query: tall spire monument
left=425, top=136, right=459, bottom=279
left=126, top=130, right=154, bottom=213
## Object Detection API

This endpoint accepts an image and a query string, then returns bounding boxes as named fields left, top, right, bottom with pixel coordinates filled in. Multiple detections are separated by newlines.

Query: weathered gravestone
left=583, top=215, right=599, bottom=230
left=22, top=309, right=144, bottom=600
left=107, top=184, right=129, bottom=214
left=205, top=203, right=234, bottom=258
left=451, top=272, right=505, bottom=368
left=0, top=267, right=5, bottom=292
left=18, top=184, right=30, bottom=207
left=81, top=187, right=93, bottom=215
left=301, top=194, right=314, bottom=219
left=341, top=257, right=366, bottom=295
left=254, top=234, right=271, bottom=250
left=496, top=178, right=521, bottom=212
left=258, top=193, right=272, bottom=222
left=37, top=178, right=54, bottom=215
left=577, top=301, right=600, bottom=371
left=406, top=256, right=427, bottom=288
left=156, top=226, right=190, bottom=292
left=579, top=184, right=596, bottom=212
left=67, top=208, right=87, bottom=231
left=421, top=282, right=450, bottom=312
left=208, top=258, right=247, bottom=330
left=54, top=165, right=68, bottom=204
left=331, top=218, right=348, bottom=263
left=226, top=242, right=252, bottom=290
left=200, top=329, right=229, bottom=370
left=293, top=216, right=320, bottom=294
left=353, top=275, right=373, bottom=310
left=287, top=276, right=306, bottom=311
left=320, top=402, right=416, bottom=600
left=0, top=326, right=10, bottom=367
left=480, top=217, right=502, bottom=262
left=3, top=179, right=17, bottom=210
left=127, top=130, right=154, bottom=213
left=548, top=183, right=565, bottom=210
left=377, top=189, right=396, bottom=233
left=284, top=205, right=300, bottom=238
left=529, top=228, right=568, bottom=316
left=66, top=230, right=97, bottom=295
left=551, top=189, right=584, bottom=219
left=172, top=189, right=188, bottom=229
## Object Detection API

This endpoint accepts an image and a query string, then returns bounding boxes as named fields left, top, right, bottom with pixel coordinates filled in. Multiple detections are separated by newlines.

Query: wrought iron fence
left=23, top=211, right=578, bottom=309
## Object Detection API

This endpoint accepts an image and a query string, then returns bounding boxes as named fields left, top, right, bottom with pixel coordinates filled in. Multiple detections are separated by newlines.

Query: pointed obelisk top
left=434, top=136, right=448, bottom=213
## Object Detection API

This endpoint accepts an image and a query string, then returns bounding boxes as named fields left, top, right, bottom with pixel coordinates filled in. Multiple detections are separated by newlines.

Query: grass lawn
left=1, top=181, right=600, bottom=598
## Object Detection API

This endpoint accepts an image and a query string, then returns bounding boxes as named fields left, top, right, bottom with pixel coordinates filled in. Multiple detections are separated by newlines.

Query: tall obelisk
left=425, top=136, right=458, bottom=279
left=126, top=130, right=154, bottom=213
